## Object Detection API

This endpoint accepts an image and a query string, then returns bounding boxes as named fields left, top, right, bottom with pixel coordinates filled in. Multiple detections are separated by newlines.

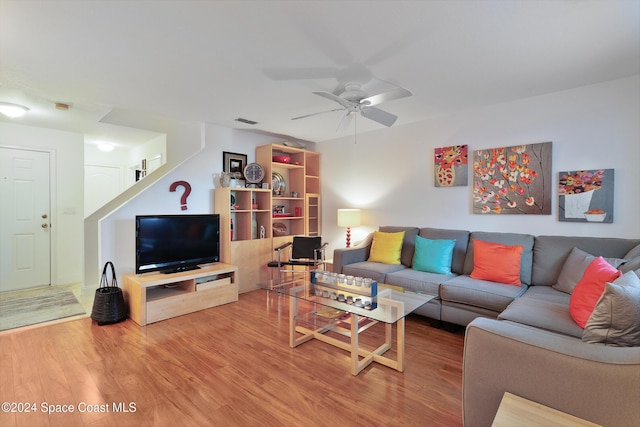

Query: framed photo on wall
left=223, top=151, right=247, bottom=178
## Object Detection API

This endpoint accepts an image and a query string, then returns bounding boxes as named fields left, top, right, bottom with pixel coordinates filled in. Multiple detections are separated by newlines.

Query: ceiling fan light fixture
left=0, top=102, right=29, bottom=118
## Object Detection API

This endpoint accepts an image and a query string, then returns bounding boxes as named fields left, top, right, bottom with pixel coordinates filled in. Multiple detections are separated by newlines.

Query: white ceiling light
left=97, top=143, right=115, bottom=152
left=0, top=102, right=29, bottom=118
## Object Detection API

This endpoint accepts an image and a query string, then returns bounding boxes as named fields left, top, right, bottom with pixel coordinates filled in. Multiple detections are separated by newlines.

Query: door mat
left=0, top=286, right=85, bottom=331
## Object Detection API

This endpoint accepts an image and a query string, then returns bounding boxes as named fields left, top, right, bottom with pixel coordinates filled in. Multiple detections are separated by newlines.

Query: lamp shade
left=337, top=209, right=361, bottom=228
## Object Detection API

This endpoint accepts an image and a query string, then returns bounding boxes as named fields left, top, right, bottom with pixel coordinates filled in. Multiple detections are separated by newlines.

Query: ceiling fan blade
left=312, top=91, right=354, bottom=109
left=360, top=87, right=412, bottom=107
left=336, top=111, right=353, bottom=132
left=292, top=108, right=343, bottom=120
left=360, top=106, right=398, bottom=127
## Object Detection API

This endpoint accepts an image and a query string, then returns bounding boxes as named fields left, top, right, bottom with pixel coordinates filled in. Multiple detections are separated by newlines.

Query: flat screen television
left=135, top=214, right=220, bottom=274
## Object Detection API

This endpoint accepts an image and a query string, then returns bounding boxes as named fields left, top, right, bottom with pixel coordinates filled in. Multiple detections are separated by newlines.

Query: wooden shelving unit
left=306, top=193, right=320, bottom=236
left=256, top=143, right=321, bottom=241
left=304, top=150, right=321, bottom=236
left=214, top=144, right=321, bottom=293
left=214, top=187, right=273, bottom=293
left=122, top=263, right=238, bottom=326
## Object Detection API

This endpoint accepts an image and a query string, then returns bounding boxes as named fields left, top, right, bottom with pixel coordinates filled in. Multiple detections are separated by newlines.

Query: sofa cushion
left=379, top=226, right=420, bottom=267
left=470, top=240, right=524, bottom=285
left=440, top=275, right=527, bottom=313
left=368, top=231, right=405, bottom=264
left=554, top=247, right=627, bottom=294
left=532, top=235, right=640, bottom=286
left=463, top=232, right=534, bottom=285
left=622, top=243, right=640, bottom=260
left=619, top=244, right=640, bottom=273
left=569, top=257, right=622, bottom=328
left=412, top=236, right=456, bottom=274
left=517, top=285, right=571, bottom=305
left=385, top=268, right=453, bottom=296
left=583, top=271, right=640, bottom=347
left=498, top=295, right=583, bottom=338
left=342, top=261, right=406, bottom=283
left=418, top=228, right=470, bottom=275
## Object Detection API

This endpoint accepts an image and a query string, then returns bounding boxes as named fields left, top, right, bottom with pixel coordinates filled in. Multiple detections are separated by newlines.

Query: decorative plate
left=272, top=172, right=286, bottom=195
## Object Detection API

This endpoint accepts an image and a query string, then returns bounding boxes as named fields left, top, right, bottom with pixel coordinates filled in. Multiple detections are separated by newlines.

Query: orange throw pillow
left=470, top=240, right=524, bottom=285
left=569, top=256, right=622, bottom=328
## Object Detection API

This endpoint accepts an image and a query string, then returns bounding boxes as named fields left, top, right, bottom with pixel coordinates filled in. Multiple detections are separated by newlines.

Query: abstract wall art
left=434, top=145, right=468, bottom=187
left=472, top=141, right=552, bottom=215
left=558, top=169, right=614, bottom=223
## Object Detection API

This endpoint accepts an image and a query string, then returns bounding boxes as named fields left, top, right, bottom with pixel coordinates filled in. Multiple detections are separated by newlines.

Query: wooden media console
left=122, top=262, right=238, bottom=326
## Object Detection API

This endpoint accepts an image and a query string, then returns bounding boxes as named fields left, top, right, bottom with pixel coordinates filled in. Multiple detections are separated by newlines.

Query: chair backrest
left=291, top=236, right=322, bottom=260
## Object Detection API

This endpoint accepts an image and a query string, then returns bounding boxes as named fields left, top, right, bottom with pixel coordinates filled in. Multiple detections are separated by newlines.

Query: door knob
left=42, top=223, right=49, bottom=229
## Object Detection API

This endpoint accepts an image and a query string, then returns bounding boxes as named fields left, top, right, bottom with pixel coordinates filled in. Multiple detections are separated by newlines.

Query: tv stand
left=162, top=265, right=200, bottom=274
left=122, top=262, right=238, bottom=326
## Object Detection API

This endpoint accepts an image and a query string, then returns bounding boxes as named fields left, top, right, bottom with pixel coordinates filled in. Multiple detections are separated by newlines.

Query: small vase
left=436, top=165, right=455, bottom=187
left=564, top=190, right=594, bottom=218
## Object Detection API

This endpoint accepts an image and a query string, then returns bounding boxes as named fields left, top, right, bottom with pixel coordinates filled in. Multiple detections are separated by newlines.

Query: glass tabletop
left=271, top=276, right=435, bottom=324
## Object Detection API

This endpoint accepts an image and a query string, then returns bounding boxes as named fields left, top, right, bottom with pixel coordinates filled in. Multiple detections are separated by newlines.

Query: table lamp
left=337, top=209, right=361, bottom=248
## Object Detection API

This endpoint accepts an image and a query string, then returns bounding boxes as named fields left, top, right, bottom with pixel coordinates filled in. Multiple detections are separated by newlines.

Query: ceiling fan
left=292, top=82, right=412, bottom=131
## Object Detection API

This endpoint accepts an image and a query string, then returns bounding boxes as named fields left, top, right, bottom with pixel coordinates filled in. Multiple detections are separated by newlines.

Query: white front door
left=0, top=147, right=51, bottom=292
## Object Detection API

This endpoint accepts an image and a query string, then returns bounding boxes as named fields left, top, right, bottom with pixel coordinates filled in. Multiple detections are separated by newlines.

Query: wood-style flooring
left=0, top=289, right=465, bottom=427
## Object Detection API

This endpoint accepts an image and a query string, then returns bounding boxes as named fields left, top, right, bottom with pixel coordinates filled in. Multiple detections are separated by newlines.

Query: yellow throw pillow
left=368, top=231, right=405, bottom=265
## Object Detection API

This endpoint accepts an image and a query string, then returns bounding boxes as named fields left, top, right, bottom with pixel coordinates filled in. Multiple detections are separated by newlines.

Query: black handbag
left=91, top=261, right=128, bottom=325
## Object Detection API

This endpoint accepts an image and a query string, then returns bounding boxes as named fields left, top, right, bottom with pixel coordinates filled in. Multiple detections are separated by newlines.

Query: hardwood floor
left=0, top=289, right=465, bottom=427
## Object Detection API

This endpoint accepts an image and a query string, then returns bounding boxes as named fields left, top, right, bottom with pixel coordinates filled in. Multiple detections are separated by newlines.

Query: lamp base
left=345, top=227, right=351, bottom=248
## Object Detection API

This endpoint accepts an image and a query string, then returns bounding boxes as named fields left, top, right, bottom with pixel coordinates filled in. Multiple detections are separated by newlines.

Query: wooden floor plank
left=0, top=289, right=464, bottom=426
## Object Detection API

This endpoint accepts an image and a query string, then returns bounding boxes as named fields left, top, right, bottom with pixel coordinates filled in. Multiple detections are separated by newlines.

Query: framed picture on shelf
left=223, top=152, right=247, bottom=178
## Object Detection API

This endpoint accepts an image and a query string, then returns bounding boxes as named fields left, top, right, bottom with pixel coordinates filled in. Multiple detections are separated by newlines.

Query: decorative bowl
left=584, top=212, right=606, bottom=222
left=272, top=155, right=291, bottom=163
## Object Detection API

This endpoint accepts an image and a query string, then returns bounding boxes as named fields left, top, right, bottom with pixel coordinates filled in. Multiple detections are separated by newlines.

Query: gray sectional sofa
left=332, top=226, right=640, bottom=427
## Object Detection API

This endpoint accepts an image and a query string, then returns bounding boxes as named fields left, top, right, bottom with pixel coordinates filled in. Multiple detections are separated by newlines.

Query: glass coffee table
left=273, top=277, right=435, bottom=376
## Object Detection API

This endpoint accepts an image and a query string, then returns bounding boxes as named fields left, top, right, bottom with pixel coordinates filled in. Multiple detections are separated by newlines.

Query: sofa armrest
left=463, top=318, right=640, bottom=427
left=332, top=233, right=373, bottom=274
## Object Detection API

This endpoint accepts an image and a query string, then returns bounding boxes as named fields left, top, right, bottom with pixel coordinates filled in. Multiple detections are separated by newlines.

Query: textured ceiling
left=1, top=0, right=638, bottom=146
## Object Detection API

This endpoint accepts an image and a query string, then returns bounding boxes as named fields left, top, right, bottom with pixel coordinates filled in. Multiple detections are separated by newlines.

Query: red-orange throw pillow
left=470, top=240, right=524, bottom=285
left=569, top=256, right=622, bottom=328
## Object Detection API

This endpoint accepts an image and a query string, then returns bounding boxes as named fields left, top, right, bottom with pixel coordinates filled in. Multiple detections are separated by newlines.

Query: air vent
left=235, top=117, right=258, bottom=125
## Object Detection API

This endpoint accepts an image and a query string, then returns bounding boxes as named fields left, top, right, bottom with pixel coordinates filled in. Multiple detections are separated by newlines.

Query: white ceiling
left=1, top=0, right=638, bottom=146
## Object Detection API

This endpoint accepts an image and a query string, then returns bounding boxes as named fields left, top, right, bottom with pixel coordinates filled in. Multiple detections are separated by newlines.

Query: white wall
left=94, top=124, right=282, bottom=283
left=84, top=134, right=167, bottom=217
left=5, top=75, right=637, bottom=290
left=0, top=122, right=84, bottom=285
left=319, top=75, right=640, bottom=251
left=127, top=134, right=167, bottom=185
left=84, top=119, right=204, bottom=289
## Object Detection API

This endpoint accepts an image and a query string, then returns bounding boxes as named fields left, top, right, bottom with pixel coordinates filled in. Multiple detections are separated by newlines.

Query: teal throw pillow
left=412, top=236, right=456, bottom=274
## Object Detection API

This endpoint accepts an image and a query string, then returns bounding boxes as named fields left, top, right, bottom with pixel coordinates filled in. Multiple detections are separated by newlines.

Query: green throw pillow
left=412, top=236, right=456, bottom=274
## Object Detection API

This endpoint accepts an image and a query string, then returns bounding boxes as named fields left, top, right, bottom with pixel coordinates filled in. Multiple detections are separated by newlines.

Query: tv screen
left=136, top=214, right=220, bottom=274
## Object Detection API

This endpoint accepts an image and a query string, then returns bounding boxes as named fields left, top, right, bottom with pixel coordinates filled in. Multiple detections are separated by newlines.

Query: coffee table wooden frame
left=289, top=286, right=415, bottom=376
